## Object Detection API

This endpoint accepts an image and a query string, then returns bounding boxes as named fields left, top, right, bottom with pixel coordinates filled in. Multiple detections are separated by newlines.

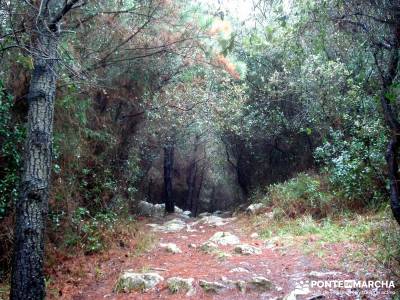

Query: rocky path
left=53, top=212, right=393, bottom=300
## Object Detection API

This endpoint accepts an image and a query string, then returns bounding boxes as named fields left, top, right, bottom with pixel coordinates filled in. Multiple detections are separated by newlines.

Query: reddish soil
left=46, top=214, right=395, bottom=300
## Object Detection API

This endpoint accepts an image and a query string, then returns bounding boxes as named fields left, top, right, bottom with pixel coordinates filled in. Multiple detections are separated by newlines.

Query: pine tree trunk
left=11, top=24, right=58, bottom=300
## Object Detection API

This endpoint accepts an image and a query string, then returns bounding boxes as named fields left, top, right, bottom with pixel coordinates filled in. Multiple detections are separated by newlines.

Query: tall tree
left=10, top=1, right=80, bottom=299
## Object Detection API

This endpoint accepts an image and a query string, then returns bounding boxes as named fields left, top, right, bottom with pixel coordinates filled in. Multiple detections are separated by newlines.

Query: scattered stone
left=250, top=232, right=259, bottom=239
left=229, top=267, right=250, bottom=273
left=245, top=203, right=264, bottom=215
left=175, top=206, right=183, bottom=214
left=198, top=212, right=211, bottom=217
left=138, top=201, right=164, bottom=217
left=199, top=280, right=226, bottom=293
left=167, top=277, right=195, bottom=295
left=188, top=243, right=197, bottom=248
left=114, top=271, right=163, bottom=292
left=284, top=282, right=311, bottom=299
left=307, top=295, right=326, bottom=300
left=200, top=241, right=219, bottom=253
left=308, top=271, right=342, bottom=278
left=236, top=280, right=247, bottom=293
left=186, top=226, right=197, bottom=232
left=160, top=243, right=182, bottom=254
left=264, top=211, right=275, bottom=220
left=137, top=201, right=187, bottom=218
left=234, top=244, right=262, bottom=255
left=208, top=232, right=240, bottom=245
left=151, top=218, right=186, bottom=232
left=181, top=211, right=192, bottom=219
left=250, top=276, right=273, bottom=291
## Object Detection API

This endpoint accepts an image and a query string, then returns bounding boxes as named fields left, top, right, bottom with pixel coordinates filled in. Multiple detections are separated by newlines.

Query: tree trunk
left=163, top=143, right=175, bottom=213
left=192, top=167, right=204, bottom=217
left=386, top=136, right=400, bottom=224
left=11, top=23, right=58, bottom=300
left=185, top=135, right=200, bottom=211
left=379, top=25, right=400, bottom=225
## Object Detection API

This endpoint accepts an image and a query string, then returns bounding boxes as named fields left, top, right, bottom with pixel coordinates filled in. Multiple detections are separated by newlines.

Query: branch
left=50, top=0, right=81, bottom=29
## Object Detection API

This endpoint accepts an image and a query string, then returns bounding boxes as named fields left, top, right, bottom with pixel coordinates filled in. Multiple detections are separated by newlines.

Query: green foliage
left=0, top=81, right=25, bottom=219
left=266, top=173, right=334, bottom=218
left=260, top=214, right=371, bottom=243
left=315, top=118, right=388, bottom=207
left=67, top=207, right=117, bottom=254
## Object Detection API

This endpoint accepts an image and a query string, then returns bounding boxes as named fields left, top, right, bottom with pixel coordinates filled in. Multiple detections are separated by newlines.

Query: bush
left=315, top=119, right=388, bottom=208
left=0, top=81, right=25, bottom=219
left=266, top=173, right=335, bottom=218
left=66, top=207, right=118, bottom=254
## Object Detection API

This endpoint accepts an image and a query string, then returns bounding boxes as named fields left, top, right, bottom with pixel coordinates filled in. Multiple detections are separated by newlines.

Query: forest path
left=49, top=213, right=389, bottom=300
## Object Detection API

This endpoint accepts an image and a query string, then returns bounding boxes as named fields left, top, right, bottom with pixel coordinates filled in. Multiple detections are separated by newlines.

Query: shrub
left=0, top=81, right=25, bottom=219
left=315, top=119, right=388, bottom=208
left=266, top=173, right=335, bottom=218
left=68, top=207, right=118, bottom=254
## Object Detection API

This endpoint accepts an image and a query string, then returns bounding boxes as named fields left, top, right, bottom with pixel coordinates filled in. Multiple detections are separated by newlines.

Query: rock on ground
left=246, top=203, right=264, bottom=215
left=148, top=218, right=187, bottom=232
left=200, top=241, right=219, bottom=253
left=195, top=215, right=237, bottom=227
left=114, top=271, right=164, bottom=292
left=137, top=201, right=185, bottom=218
left=234, top=244, right=262, bottom=255
left=160, top=242, right=182, bottom=254
left=208, top=231, right=240, bottom=245
left=250, top=276, right=274, bottom=291
left=199, top=280, right=226, bottom=293
left=230, top=267, right=250, bottom=273
left=167, top=277, right=195, bottom=295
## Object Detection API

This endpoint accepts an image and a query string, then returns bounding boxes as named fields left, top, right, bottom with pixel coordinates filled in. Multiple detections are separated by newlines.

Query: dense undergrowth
left=249, top=172, right=400, bottom=280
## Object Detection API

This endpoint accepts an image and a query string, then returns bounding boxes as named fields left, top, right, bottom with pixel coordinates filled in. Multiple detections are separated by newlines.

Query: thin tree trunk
left=11, top=26, right=58, bottom=300
left=185, top=135, right=200, bottom=211
left=192, top=167, right=204, bottom=217
left=185, top=163, right=197, bottom=211
left=163, top=143, right=175, bottom=213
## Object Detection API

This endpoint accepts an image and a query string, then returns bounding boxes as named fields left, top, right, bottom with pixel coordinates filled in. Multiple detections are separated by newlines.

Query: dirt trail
left=49, top=213, right=394, bottom=300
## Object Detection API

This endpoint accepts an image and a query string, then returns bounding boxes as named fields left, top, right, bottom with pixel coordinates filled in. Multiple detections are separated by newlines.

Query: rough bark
left=11, top=26, right=58, bottom=300
left=379, top=24, right=400, bottom=225
left=10, top=1, right=80, bottom=298
left=163, top=143, right=175, bottom=213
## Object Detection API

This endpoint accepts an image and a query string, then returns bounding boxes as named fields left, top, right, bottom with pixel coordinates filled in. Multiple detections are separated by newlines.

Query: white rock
left=200, top=241, right=219, bottom=252
left=208, top=232, right=240, bottom=245
left=309, top=271, right=342, bottom=278
left=198, top=212, right=211, bottom=217
left=229, top=267, right=250, bottom=273
left=250, top=232, right=259, bottom=239
left=137, top=201, right=185, bottom=218
left=250, top=276, right=273, bottom=291
left=199, top=280, right=226, bottom=293
left=246, top=203, right=264, bottom=215
left=234, top=244, right=262, bottom=255
left=152, top=218, right=186, bottom=232
left=115, top=271, right=164, bottom=292
left=160, top=243, right=182, bottom=254
left=167, top=277, right=195, bottom=295
left=196, top=215, right=236, bottom=227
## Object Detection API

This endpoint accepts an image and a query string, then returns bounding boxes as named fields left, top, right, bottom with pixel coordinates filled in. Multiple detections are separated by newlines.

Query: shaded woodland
left=0, top=0, right=399, bottom=299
